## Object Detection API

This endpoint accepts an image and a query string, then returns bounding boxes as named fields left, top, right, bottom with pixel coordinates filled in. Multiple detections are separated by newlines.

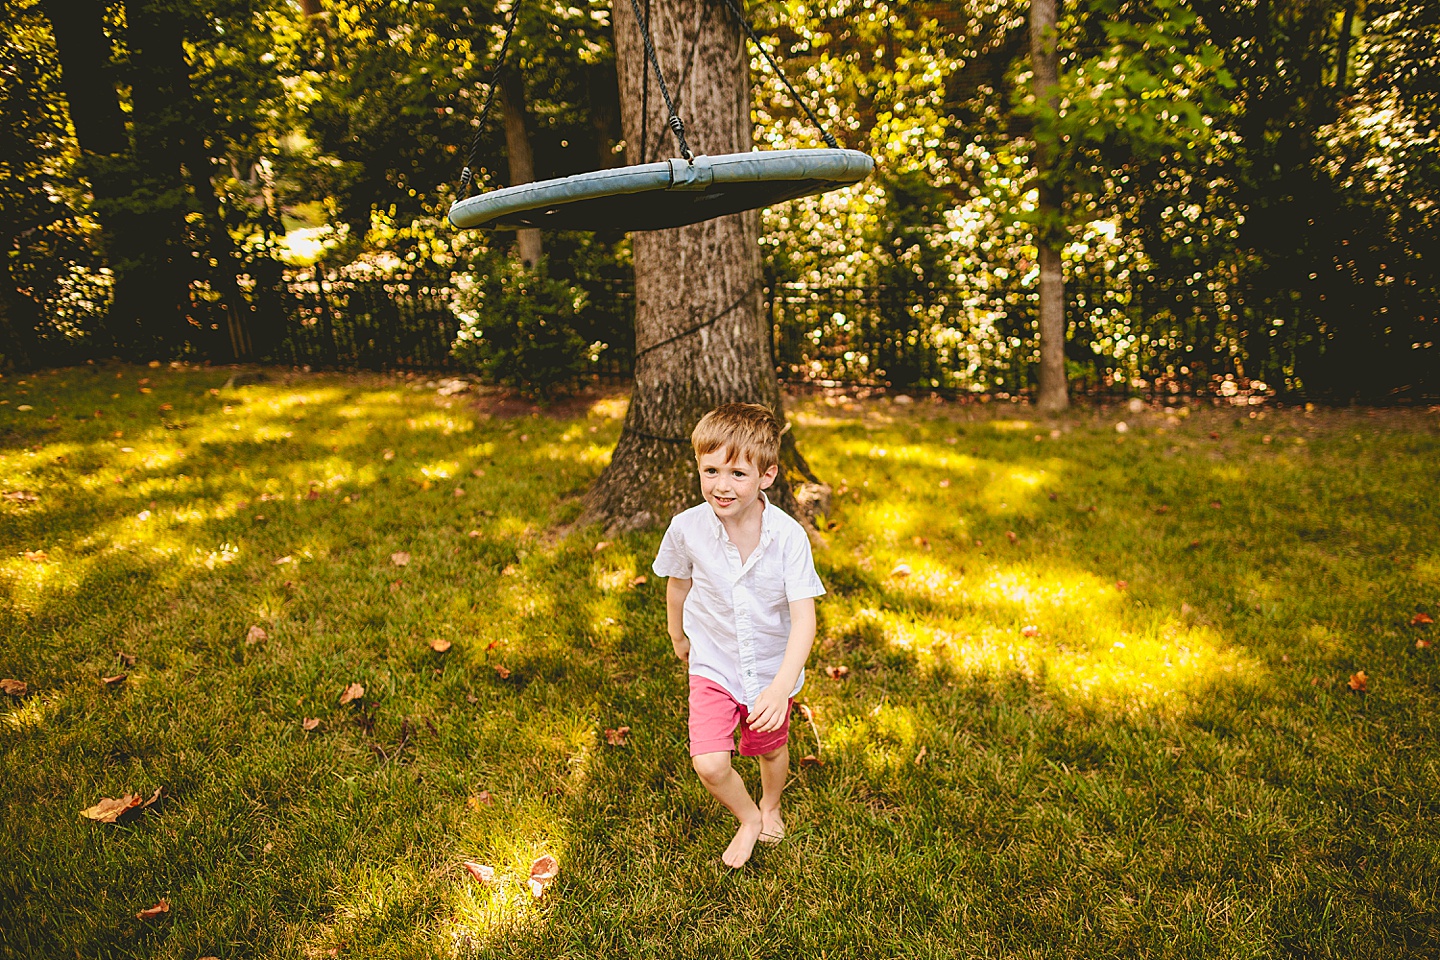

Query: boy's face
left=697, top=449, right=777, bottom=520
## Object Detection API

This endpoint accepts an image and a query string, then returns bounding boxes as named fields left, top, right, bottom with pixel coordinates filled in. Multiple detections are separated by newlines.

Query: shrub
left=451, top=254, right=593, bottom=399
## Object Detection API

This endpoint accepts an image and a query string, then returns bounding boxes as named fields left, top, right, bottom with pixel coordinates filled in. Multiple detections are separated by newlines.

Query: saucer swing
left=447, top=0, right=873, bottom=232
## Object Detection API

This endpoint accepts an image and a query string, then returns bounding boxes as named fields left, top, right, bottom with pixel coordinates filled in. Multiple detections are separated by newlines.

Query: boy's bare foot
left=722, top=818, right=764, bottom=868
left=759, top=805, right=785, bottom=844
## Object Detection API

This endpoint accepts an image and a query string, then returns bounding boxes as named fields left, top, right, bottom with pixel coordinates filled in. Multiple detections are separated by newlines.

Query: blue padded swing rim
left=448, top=147, right=873, bottom=231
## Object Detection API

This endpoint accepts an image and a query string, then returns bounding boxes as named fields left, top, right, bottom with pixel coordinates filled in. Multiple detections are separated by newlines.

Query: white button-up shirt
left=652, top=493, right=826, bottom=708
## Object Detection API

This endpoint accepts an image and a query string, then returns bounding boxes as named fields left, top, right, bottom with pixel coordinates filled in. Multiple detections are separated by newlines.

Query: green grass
left=2, top=364, right=1438, bottom=959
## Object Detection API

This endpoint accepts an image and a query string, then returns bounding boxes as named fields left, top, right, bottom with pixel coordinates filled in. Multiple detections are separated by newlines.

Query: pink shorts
left=688, top=675, right=793, bottom=757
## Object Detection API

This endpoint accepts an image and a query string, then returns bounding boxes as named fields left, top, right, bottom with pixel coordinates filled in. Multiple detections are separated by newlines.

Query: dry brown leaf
left=24, top=550, right=47, bottom=563
left=465, top=692, right=478, bottom=704
left=1411, top=612, right=1434, bottom=626
left=468, top=530, right=482, bottom=538
left=463, top=861, right=495, bottom=884
left=135, top=899, right=169, bottom=920
left=101, top=673, right=127, bottom=686
left=594, top=540, right=612, bottom=552
left=429, top=638, right=453, bottom=653
left=1, top=678, right=27, bottom=697
left=339, top=682, right=365, bottom=705
left=246, top=625, right=268, bottom=645
left=1006, top=531, right=1018, bottom=543
left=824, top=665, right=849, bottom=680
left=467, top=790, right=493, bottom=809
left=302, top=717, right=321, bottom=731
left=273, top=555, right=293, bottom=565
left=1418, top=638, right=1432, bottom=649
left=501, top=564, right=518, bottom=576
left=798, top=754, right=823, bottom=768
left=2, top=490, right=38, bottom=503
left=118, top=652, right=137, bottom=667
left=1347, top=670, right=1368, bottom=692
left=1021, top=625, right=1040, bottom=638
left=453, top=487, right=466, bottom=498
left=391, top=551, right=411, bottom=567
left=528, top=854, right=559, bottom=898
left=630, top=575, right=648, bottom=587
left=604, top=725, right=631, bottom=746
left=493, top=665, right=511, bottom=680
left=914, top=745, right=928, bottom=765
left=890, top=562, right=911, bottom=578
left=912, top=536, right=930, bottom=550
left=1116, top=580, right=1129, bottom=591
left=81, top=793, right=143, bottom=823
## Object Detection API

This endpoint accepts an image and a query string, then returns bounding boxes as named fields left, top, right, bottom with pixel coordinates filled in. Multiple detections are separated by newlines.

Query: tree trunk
left=1030, top=0, right=1069, bottom=412
left=579, top=0, right=825, bottom=532
left=500, top=72, right=543, bottom=268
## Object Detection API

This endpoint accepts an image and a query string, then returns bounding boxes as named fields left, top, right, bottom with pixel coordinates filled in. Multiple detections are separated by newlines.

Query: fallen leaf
left=1348, top=670, right=1368, bottom=692
left=246, top=625, right=268, bottom=645
left=1209, top=500, right=1223, bottom=509
left=159, top=403, right=173, bottom=412
left=273, top=555, right=293, bottom=565
left=914, top=745, right=928, bottom=765
left=799, top=754, right=824, bottom=768
left=391, top=551, right=411, bottom=567
left=453, top=488, right=466, bottom=498
left=824, top=665, right=849, bottom=680
left=389, top=579, right=403, bottom=593
left=339, top=682, right=365, bottom=705
left=912, top=536, right=930, bottom=549
left=1180, top=602, right=1196, bottom=617
left=118, top=652, right=137, bottom=666
left=382, top=449, right=395, bottom=460
left=465, top=693, right=479, bottom=704
left=594, top=540, right=612, bottom=552
left=604, top=725, right=631, bottom=746
left=2, top=491, right=38, bottom=503
left=135, top=899, right=169, bottom=920
left=528, top=854, right=559, bottom=898
left=630, top=575, right=648, bottom=587
left=302, top=718, right=321, bottom=731
left=81, top=794, right=143, bottom=823
left=1411, top=612, right=1434, bottom=626
left=429, top=638, right=453, bottom=653
left=1418, top=639, right=1432, bottom=649
left=938, top=479, right=951, bottom=488
left=467, top=790, right=493, bottom=808
left=1021, top=625, right=1040, bottom=638
left=463, top=861, right=495, bottom=884
left=501, top=564, right=518, bottom=576
left=1, top=679, right=27, bottom=697
left=101, top=673, right=127, bottom=685
left=1006, top=531, right=1018, bottom=543
left=1115, top=580, right=1129, bottom=590
left=1153, top=505, right=1170, bottom=515
left=493, top=665, right=511, bottom=680
left=890, top=562, right=911, bottom=578
left=24, top=550, right=47, bottom=563
left=468, top=530, right=482, bottom=538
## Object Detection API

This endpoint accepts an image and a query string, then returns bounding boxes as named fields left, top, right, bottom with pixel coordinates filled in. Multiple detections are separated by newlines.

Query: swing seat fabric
left=448, top=148, right=873, bottom=232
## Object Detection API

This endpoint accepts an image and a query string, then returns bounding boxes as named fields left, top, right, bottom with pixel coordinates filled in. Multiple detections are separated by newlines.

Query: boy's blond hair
left=691, top=403, right=782, bottom=474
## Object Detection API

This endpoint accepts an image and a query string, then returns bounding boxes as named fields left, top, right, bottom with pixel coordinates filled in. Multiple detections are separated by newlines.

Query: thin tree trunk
left=579, top=0, right=825, bottom=532
left=1030, top=0, right=1069, bottom=412
left=500, top=72, right=543, bottom=268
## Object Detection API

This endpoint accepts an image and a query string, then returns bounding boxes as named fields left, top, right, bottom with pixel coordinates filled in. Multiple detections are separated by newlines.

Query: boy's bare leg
left=692, top=751, right=764, bottom=868
left=757, top=744, right=788, bottom=843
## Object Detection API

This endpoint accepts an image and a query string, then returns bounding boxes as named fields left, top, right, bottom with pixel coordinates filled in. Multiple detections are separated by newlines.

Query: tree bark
left=1030, top=0, right=1069, bottom=412
left=579, top=0, right=825, bottom=532
left=500, top=71, right=543, bottom=268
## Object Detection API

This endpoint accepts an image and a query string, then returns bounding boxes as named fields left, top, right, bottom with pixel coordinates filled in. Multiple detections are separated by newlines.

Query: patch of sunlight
left=828, top=702, right=921, bottom=779
left=4, top=695, right=47, bottom=731
left=1045, top=621, right=1251, bottom=715
left=849, top=501, right=919, bottom=543
left=971, top=569, right=1093, bottom=613
left=589, top=396, right=629, bottom=419
left=594, top=561, right=638, bottom=593
left=463, top=442, right=497, bottom=459
left=568, top=443, right=615, bottom=466
left=990, top=419, right=1035, bottom=432
left=420, top=460, right=459, bottom=481
left=831, top=436, right=970, bottom=470
left=1413, top=555, right=1440, bottom=585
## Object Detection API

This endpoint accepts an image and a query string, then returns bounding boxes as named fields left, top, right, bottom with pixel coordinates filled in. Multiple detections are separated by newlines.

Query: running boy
left=652, top=403, right=825, bottom=868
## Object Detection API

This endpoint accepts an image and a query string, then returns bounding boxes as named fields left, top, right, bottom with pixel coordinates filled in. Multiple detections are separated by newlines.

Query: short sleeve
left=652, top=518, right=693, bottom=579
left=782, top=528, right=826, bottom=602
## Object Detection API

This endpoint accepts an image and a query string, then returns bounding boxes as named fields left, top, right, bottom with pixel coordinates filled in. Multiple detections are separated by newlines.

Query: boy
left=652, top=403, right=825, bottom=868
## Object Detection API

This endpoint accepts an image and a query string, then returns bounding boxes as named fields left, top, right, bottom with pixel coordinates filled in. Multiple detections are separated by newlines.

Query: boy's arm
left=748, top=597, right=816, bottom=734
left=666, top=577, right=693, bottom=663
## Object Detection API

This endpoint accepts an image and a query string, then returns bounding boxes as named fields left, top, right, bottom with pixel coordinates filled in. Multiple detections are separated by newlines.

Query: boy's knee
left=692, top=752, right=732, bottom=784
left=759, top=745, right=787, bottom=762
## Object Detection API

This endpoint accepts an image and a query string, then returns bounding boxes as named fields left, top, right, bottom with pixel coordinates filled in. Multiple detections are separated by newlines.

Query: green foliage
left=451, top=253, right=593, bottom=398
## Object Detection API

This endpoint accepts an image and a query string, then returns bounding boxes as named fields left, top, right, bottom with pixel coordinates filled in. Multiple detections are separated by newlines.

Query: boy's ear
left=760, top=463, right=779, bottom=489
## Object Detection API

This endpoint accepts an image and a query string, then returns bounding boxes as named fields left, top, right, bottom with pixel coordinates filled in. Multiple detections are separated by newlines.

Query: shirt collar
left=707, top=491, right=777, bottom=547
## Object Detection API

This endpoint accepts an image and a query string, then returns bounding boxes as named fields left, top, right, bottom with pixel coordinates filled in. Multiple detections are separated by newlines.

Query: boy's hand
left=748, top=683, right=790, bottom=734
left=671, top=634, right=690, bottom=663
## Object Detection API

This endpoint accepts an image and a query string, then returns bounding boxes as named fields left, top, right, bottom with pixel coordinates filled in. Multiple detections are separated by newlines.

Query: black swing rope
left=626, top=0, right=694, bottom=161
left=458, top=0, right=524, bottom=197
left=714, top=0, right=837, bottom=149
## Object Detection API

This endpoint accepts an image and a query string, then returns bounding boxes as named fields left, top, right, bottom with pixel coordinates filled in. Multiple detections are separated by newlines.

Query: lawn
left=2, top=364, right=1438, bottom=959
